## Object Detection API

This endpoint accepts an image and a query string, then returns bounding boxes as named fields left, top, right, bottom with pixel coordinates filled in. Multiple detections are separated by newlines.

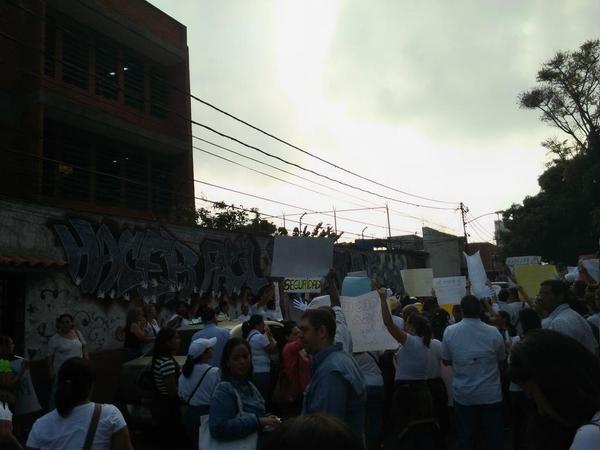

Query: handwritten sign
left=283, top=278, right=323, bottom=293
left=464, top=251, right=494, bottom=298
left=341, top=277, right=372, bottom=297
left=506, top=256, right=542, bottom=275
left=515, top=264, right=558, bottom=299
left=341, top=291, right=399, bottom=352
left=400, top=269, right=434, bottom=297
left=433, top=276, right=467, bottom=305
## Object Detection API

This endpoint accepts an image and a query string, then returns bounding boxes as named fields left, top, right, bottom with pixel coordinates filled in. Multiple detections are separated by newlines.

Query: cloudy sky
left=151, top=0, right=599, bottom=242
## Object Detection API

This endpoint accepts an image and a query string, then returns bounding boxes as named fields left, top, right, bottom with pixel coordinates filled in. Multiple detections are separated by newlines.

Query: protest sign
left=341, top=291, right=399, bottom=352
left=433, top=276, right=467, bottom=305
left=283, top=278, right=323, bottom=293
left=10, top=357, right=41, bottom=415
left=515, top=264, right=558, bottom=299
left=582, top=259, right=600, bottom=283
left=341, top=277, right=372, bottom=297
left=506, top=256, right=542, bottom=274
left=270, top=236, right=333, bottom=278
left=400, top=269, right=434, bottom=297
left=464, top=251, right=494, bottom=298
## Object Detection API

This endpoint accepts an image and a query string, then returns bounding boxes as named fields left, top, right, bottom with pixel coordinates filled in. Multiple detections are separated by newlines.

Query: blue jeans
left=454, top=402, right=504, bottom=450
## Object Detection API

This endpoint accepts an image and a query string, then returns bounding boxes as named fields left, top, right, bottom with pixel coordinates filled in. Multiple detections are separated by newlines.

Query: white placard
left=433, top=276, right=467, bottom=305
left=271, top=236, right=333, bottom=278
left=506, top=256, right=542, bottom=275
left=400, top=268, right=434, bottom=297
left=10, top=357, right=42, bottom=415
left=464, top=251, right=494, bottom=298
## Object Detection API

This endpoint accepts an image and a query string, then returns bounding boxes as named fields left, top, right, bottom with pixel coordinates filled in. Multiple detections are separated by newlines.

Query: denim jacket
left=209, top=378, right=266, bottom=441
left=303, top=343, right=366, bottom=435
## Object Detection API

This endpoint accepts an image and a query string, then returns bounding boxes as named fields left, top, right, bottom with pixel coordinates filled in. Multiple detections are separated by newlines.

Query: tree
left=291, top=222, right=343, bottom=241
left=502, top=40, right=600, bottom=264
left=197, top=202, right=286, bottom=236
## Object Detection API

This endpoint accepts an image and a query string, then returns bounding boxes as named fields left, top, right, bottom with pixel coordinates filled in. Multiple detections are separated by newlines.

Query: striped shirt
left=153, top=357, right=178, bottom=396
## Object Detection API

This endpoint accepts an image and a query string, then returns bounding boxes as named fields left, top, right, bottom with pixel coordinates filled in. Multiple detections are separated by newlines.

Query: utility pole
left=460, top=202, right=469, bottom=252
left=385, top=203, right=392, bottom=239
left=333, top=206, right=338, bottom=235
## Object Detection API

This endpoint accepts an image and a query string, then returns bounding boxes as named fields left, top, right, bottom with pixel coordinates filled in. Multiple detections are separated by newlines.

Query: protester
left=26, top=357, right=133, bottom=450
left=191, top=307, right=231, bottom=366
left=324, top=270, right=353, bottom=353
left=178, top=337, right=220, bottom=450
left=47, top=314, right=88, bottom=409
left=165, top=301, right=191, bottom=328
left=508, top=308, right=541, bottom=450
left=496, top=310, right=515, bottom=341
left=237, top=303, right=251, bottom=322
left=354, top=351, right=383, bottom=450
left=430, top=307, right=451, bottom=341
left=251, top=284, right=275, bottom=319
left=208, top=337, right=280, bottom=448
left=442, top=295, right=506, bottom=450
left=495, top=288, right=524, bottom=327
left=510, top=329, right=600, bottom=450
left=426, top=329, right=449, bottom=449
left=265, top=414, right=364, bottom=450
left=151, top=328, right=184, bottom=449
left=275, top=321, right=311, bottom=418
left=142, top=303, right=160, bottom=355
left=300, top=308, right=366, bottom=438
left=587, top=287, right=600, bottom=343
left=0, top=336, right=24, bottom=450
left=123, top=307, right=154, bottom=361
left=378, top=288, right=438, bottom=448
left=243, top=315, right=277, bottom=403
left=537, top=280, right=598, bottom=354
left=451, top=304, right=462, bottom=323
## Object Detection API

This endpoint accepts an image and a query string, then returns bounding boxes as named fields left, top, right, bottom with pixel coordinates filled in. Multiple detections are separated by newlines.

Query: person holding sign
left=378, top=288, right=438, bottom=448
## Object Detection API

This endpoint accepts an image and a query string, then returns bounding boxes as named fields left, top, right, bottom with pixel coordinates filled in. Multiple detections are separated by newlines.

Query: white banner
left=464, top=251, right=494, bottom=298
left=400, top=268, right=434, bottom=297
left=433, top=276, right=467, bottom=305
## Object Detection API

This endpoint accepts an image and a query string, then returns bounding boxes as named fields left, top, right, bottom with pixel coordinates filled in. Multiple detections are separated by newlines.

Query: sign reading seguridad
left=283, top=278, right=323, bottom=293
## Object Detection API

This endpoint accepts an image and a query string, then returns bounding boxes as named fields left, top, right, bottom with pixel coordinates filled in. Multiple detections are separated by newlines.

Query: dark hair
left=182, top=354, right=206, bottom=378
left=242, top=314, right=264, bottom=338
left=201, top=307, right=216, bottom=323
left=431, top=308, right=450, bottom=341
left=220, top=337, right=253, bottom=380
left=498, top=310, right=511, bottom=325
left=55, top=357, right=95, bottom=417
left=508, top=287, right=520, bottom=299
left=540, top=279, right=568, bottom=300
left=125, top=307, right=142, bottom=329
left=460, top=295, right=481, bottom=318
left=153, top=328, right=177, bottom=363
left=301, top=309, right=336, bottom=341
left=55, top=313, right=74, bottom=329
left=257, top=283, right=274, bottom=301
left=498, top=289, right=510, bottom=302
left=265, top=414, right=363, bottom=450
left=407, top=314, right=432, bottom=347
left=572, top=280, right=588, bottom=298
left=282, top=320, right=298, bottom=339
left=509, top=329, right=600, bottom=437
left=518, top=308, right=541, bottom=334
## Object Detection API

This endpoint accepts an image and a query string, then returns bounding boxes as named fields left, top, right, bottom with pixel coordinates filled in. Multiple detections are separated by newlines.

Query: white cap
left=188, top=337, right=217, bottom=359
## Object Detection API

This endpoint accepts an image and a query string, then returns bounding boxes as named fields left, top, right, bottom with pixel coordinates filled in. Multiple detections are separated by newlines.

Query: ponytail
left=242, top=314, right=264, bottom=339
left=55, top=357, right=95, bottom=417
left=408, top=314, right=432, bottom=348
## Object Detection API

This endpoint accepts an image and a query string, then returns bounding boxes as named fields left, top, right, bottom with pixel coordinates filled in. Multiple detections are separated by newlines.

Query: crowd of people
left=1, top=267, right=600, bottom=449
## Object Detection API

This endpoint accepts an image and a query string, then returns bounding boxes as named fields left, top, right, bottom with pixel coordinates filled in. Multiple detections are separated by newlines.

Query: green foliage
left=503, top=40, right=600, bottom=263
left=196, top=202, right=284, bottom=236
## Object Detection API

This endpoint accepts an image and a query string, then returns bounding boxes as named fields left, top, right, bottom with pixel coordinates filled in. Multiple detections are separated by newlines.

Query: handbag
left=198, top=382, right=259, bottom=450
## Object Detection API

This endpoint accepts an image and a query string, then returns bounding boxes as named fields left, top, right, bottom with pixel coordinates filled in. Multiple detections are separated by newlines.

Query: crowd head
left=299, top=309, right=336, bottom=354
left=220, top=337, right=253, bottom=380
left=55, top=357, right=95, bottom=418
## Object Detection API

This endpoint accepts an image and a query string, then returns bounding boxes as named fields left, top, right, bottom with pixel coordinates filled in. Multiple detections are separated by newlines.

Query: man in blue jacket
left=300, top=308, right=366, bottom=438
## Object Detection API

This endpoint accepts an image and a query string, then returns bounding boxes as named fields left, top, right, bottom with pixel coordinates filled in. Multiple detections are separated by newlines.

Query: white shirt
left=178, top=364, right=220, bottom=406
left=333, top=306, right=353, bottom=354
left=247, top=330, right=271, bottom=373
left=354, top=352, right=383, bottom=387
left=426, top=339, right=443, bottom=379
left=442, top=318, right=505, bottom=405
left=542, top=304, right=598, bottom=354
left=570, top=410, right=600, bottom=450
left=237, top=314, right=251, bottom=322
left=392, top=315, right=405, bottom=330
left=508, top=336, right=522, bottom=392
left=395, top=334, right=429, bottom=381
left=493, top=301, right=524, bottom=326
left=48, top=332, right=86, bottom=375
left=27, top=403, right=126, bottom=450
left=587, top=313, right=600, bottom=342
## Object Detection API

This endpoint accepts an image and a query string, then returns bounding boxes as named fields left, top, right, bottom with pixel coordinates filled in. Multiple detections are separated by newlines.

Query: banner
left=506, top=256, right=542, bottom=274
left=433, top=276, right=467, bottom=305
left=10, top=357, right=42, bottom=415
left=400, top=268, right=434, bottom=297
left=283, top=278, right=323, bottom=293
left=515, top=264, right=558, bottom=299
left=341, top=277, right=372, bottom=297
left=582, top=259, right=600, bottom=283
left=270, top=236, right=333, bottom=278
left=464, top=251, right=494, bottom=298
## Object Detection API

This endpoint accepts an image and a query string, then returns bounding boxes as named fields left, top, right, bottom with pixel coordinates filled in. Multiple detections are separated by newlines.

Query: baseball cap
left=188, top=337, right=217, bottom=359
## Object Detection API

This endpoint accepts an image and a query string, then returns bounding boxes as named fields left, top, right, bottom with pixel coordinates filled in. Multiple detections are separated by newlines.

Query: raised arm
left=326, top=269, right=341, bottom=308
left=378, top=288, right=407, bottom=345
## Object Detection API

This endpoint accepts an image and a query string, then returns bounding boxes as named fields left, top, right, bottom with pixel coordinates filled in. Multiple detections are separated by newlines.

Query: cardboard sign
left=433, top=276, right=467, bottom=305
left=464, top=251, right=494, bottom=298
left=515, top=264, right=558, bottom=299
left=283, top=278, right=323, bottom=293
left=270, top=236, right=333, bottom=278
left=400, top=268, right=434, bottom=297
left=341, top=277, right=372, bottom=297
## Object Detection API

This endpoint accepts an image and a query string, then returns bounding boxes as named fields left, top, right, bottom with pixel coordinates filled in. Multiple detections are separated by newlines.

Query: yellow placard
left=515, top=264, right=558, bottom=299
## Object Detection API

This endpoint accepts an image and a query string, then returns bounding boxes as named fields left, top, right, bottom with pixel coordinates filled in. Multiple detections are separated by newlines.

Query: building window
left=150, top=67, right=168, bottom=118
left=95, top=143, right=121, bottom=205
left=95, top=35, right=118, bottom=99
left=44, top=8, right=57, bottom=77
left=124, top=50, right=145, bottom=110
left=61, top=18, right=89, bottom=90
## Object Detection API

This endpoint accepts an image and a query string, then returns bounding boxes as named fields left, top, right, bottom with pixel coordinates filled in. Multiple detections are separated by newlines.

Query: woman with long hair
left=151, top=328, right=184, bottom=449
left=242, top=315, right=277, bottom=404
left=123, top=307, right=154, bottom=361
left=510, top=329, right=600, bottom=450
left=378, top=288, right=438, bottom=448
left=26, top=357, right=133, bottom=449
left=178, top=337, right=220, bottom=450
left=207, top=338, right=280, bottom=449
